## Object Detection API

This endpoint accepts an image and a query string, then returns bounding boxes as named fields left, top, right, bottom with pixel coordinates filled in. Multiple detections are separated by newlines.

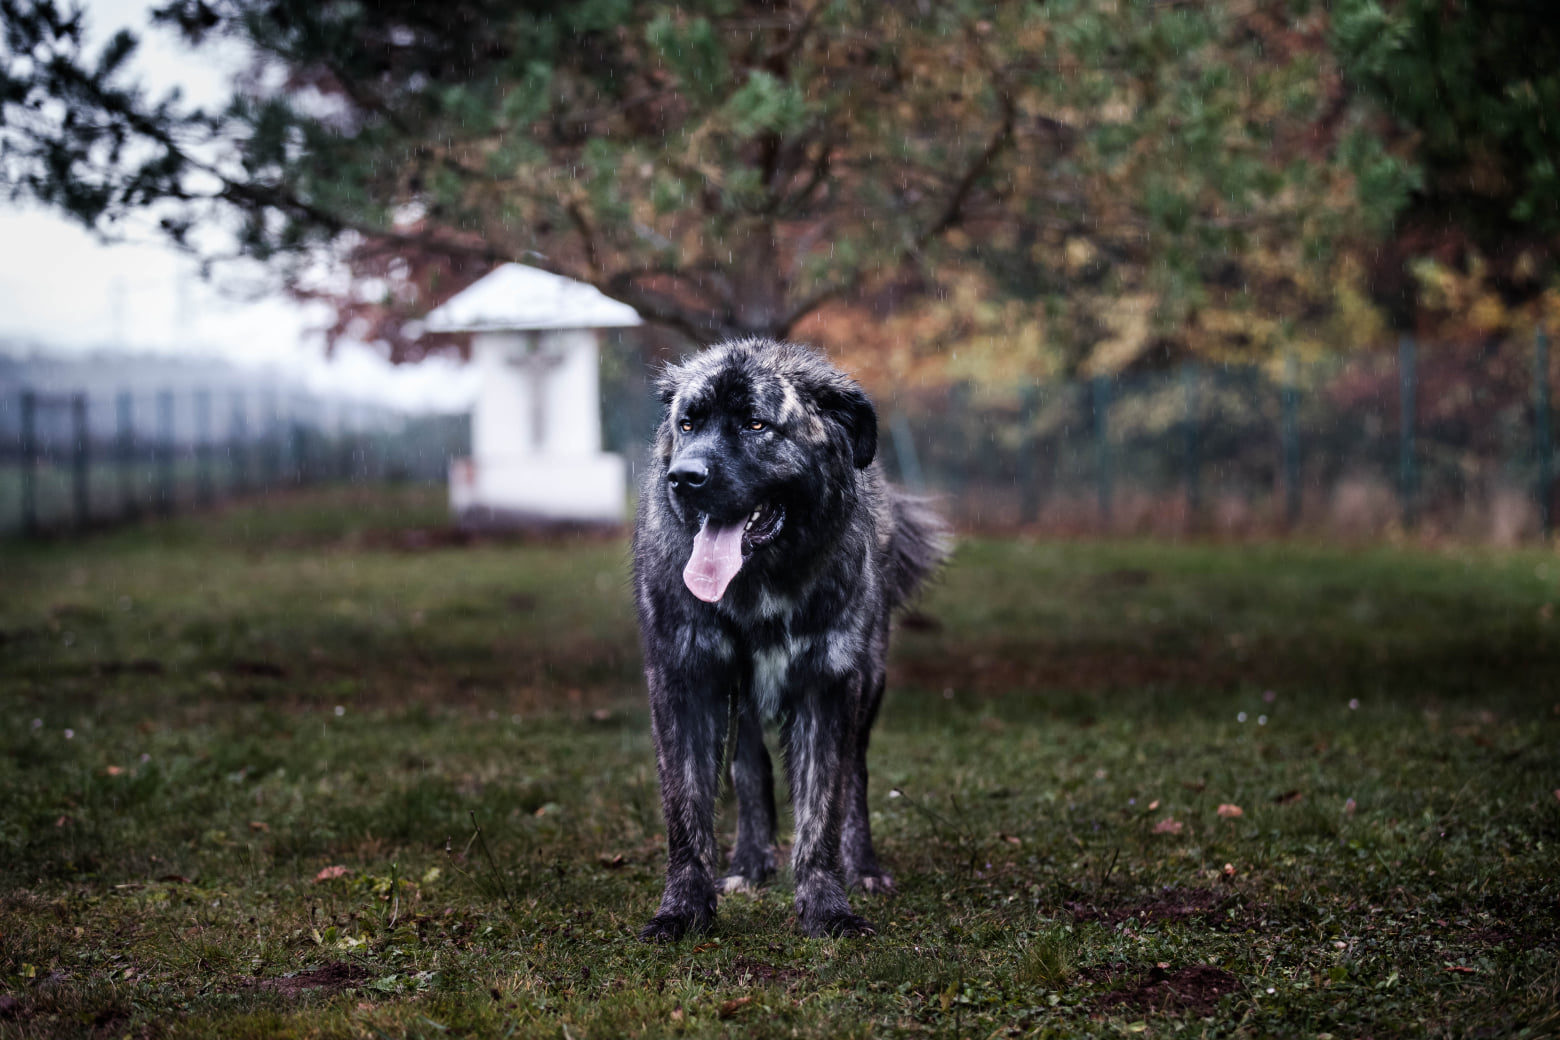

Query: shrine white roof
left=423, top=264, right=642, bottom=333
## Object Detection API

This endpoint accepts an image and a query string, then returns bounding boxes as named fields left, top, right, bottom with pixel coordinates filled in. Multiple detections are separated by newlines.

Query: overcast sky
left=0, top=0, right=477, bottom=411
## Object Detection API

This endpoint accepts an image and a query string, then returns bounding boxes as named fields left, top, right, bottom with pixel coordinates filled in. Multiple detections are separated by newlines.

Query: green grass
left=2, top=486, right=1558, bottom=1038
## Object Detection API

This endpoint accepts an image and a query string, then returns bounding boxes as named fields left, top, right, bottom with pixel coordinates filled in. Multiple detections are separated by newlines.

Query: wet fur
left=632, top=339, right=948, bottom=940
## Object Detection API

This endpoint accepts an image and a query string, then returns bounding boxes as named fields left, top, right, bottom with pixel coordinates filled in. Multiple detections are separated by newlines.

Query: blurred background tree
left=4, top=0, right=1556, bottom=379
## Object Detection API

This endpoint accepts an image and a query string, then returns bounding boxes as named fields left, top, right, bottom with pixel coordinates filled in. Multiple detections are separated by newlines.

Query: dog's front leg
left=641, top=667, right=730, bottom=942
left=784, top=680, right=875, bottom=938
left=723, top=699, right=778, bottom=892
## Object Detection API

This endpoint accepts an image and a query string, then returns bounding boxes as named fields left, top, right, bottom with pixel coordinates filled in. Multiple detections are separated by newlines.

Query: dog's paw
left=637, top=913, right=707, bottom=943
left=852, top=873, right=896, bottom=896
left=802, top=912, right=876, bottom=939
left=718, top=874, right=760, bottom=896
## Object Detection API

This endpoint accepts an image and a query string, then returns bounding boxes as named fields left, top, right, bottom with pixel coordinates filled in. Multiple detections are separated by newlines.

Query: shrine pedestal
left=449, top=454, right=626, bottom=527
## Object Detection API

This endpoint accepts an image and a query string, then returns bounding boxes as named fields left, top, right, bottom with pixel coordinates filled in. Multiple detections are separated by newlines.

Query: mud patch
left=1065, top=887, right=1246, bottom=929
left=248, top=961, right=370, bottom=997
left=1096, top=964, right=1241, bottom=1016
left=893, top=644, right=1251, bottom=696
left=728, top=957, right=808, bottom=987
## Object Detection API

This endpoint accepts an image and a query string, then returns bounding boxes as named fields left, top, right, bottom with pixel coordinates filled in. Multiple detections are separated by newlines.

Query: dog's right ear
left=818, top=382, right=878, bottom=469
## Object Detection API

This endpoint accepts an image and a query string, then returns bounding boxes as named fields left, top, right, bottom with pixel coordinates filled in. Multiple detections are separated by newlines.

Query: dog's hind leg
left=841, top=672, right=894, bottom=895
left=783, top=684, right=875, bottom=938
left=640, top=671, right=729, bottom=942
left=723, top=701, right=778, bottom=892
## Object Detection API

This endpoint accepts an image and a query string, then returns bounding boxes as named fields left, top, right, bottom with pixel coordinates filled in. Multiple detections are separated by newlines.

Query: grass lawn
left=1, top=486, right=1557, bottom=1038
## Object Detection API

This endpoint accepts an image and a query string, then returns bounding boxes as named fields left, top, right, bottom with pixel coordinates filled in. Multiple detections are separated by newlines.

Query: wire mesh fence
left=7, top=331, right=1555, bottom=544
left=0, top=387, right=469, bottom=537
left=869, top=333, right=1556, bottom=543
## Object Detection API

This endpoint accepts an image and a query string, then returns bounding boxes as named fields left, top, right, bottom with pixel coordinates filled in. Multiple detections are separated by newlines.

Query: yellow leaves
left=1083, top=293, right=1157, bottom=376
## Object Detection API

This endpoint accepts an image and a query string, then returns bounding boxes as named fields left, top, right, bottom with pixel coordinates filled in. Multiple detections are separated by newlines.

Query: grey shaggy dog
left=632, top=338, right=948, bottom=941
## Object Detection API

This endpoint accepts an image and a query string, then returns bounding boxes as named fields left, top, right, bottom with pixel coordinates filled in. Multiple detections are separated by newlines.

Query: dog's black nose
left=667, top=458, right=709, bottom=491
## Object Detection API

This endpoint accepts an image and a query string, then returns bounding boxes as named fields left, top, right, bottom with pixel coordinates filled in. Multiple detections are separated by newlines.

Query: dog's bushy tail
left=884, top=488, right=952, bottom=612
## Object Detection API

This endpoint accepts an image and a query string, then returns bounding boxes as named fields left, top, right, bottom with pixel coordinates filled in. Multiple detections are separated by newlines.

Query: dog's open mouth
left=683, top=503, right=785, bottom=603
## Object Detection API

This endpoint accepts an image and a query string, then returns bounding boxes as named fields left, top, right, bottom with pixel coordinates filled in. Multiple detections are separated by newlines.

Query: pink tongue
left=683, top=516, right=746, bottom=603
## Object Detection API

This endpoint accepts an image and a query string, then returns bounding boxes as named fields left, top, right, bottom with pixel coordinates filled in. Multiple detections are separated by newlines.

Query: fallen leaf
left=1444, top=965, right=1477, bottom=974
left=718, top=996, right=754, bottom=1018
left=158, top=874, right=194, bottom=884
left=692, top=942, right=720, bottom=953
left=1001, top=834, right=1022, bottom=845
left=105, top=765, right=124, bottom=776
left=1152, top=818, right=1184, bottom=835
left=1275, top=790, right=1303, bottom=805
left=54, top=816, right=70, bottom=828
left=1146, top=800, right=1160, bottom=811
left=599, top=853, right=626, bottom=868
left=1217, top=804, right=1244, bottom=818
left=314, top=865, right=350, bottom=883
left=670, top=1008, right=684, bottom=1022
left=248, top=821, right=270, bottom=832
left=1182, top=779, right=1207, bottom=793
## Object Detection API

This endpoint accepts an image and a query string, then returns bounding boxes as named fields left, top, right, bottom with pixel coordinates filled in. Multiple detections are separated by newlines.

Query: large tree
left=3, top=0, right=1408, bottom=364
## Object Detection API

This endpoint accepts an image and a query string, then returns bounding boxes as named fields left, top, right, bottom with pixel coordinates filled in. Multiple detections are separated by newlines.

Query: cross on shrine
left=505, top=332, right=566, bottom=452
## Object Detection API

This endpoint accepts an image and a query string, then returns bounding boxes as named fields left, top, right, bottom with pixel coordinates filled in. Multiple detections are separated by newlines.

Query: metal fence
left=864, top=332, right=1556, bottom=543
left=0, top=386, right=469, bottom=537
left=10, top=331, right=1555, bottom=544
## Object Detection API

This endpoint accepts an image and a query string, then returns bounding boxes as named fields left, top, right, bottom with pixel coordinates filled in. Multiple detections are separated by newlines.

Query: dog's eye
left=679, top=420, right=693, bottom=432
left=747, top=420, right=766, bottom=432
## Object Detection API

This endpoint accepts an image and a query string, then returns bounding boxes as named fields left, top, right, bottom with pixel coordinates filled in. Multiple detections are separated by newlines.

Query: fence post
left=117, top=391, right=137, bottom=519
left=889, top=411, right=926, bottom=494
left=1017, top=383, right=1040, bottom=524
left=1537, top=326, right=1554, bottom=539
left=1092, top=374, right=1112, bottom=530
left=229, top=390, right=248, bottom=495
left=1398, top=334, right=1418, bottom=530
left=194, top=388, right=213, bottom=506
left=19, top=390, right=37, bottom=536
left=71, top=393, right=90, bottom=529
left=1282, top=350, right=1301, bottom=529
left=1181, top=363, right=1200, bottom=527
left=156, top=389, right=175, bottom=516
left=289, top=397, right=306, bottom=486
left=261, top=389, right=279, bottom=489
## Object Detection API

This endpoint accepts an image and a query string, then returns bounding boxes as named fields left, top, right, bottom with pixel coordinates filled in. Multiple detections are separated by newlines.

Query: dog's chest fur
left=715, top=560, right=877, bottom=720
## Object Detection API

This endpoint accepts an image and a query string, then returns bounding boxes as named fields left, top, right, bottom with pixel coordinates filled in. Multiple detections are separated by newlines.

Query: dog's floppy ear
left=818, top=382, right=877, bottom=469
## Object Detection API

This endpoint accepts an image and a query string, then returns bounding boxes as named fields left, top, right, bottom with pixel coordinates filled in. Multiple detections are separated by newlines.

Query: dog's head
left=653, top=338, right=877, bottom=602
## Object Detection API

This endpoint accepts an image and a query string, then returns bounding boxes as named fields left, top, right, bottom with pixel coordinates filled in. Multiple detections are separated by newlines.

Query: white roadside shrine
left=424, top=264, right=642, bottom=526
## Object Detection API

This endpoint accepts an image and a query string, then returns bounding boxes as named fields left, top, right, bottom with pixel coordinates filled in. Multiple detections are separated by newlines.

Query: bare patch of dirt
left=247, top=961, right=370, bottom=997
left=1065, top=887, right=1247, bottom=930
left=359, top=524, right=625, bottom=553
left=728, top=957, right=808, bottom=987
left=1096, top=964, right=1241, bottom=1017
left=892, top=644, right=1252, bottom=696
